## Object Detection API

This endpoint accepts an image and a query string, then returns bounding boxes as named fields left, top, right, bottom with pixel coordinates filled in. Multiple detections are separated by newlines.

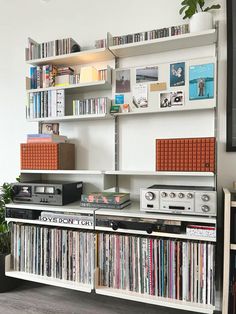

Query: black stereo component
left=12, top=181, right=83, bottom=206
left=6, top=208, right=40, bottom=220
left=96, top=215, right=182, bottom=235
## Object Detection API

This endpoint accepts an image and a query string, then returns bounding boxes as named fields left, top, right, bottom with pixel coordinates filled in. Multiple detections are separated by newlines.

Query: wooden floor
left=0, top=282, right=199, bottom=314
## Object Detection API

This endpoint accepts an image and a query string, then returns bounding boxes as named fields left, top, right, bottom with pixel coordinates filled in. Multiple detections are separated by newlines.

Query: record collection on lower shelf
left=11, top=223, right=94, bottom=285
left=97, top=233, right=215, bottom=305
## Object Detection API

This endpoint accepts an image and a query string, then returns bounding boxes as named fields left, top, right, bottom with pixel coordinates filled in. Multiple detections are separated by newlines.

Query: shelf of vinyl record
left=95, top=233, right=216, bottom=314
left=5, top=227, right=94, bottom=293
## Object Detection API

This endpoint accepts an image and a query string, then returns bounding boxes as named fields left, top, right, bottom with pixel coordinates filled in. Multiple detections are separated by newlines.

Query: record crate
left=156, top=137, right=215, bottom=172
left=21, top=143, right=75, bottom=170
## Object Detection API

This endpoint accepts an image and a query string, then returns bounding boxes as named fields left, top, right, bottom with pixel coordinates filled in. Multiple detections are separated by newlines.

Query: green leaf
left=198, top=0, right=205, bottom=10
left=204, top=4, right=221, bottom=12
left=179, top=5, right=188, bottom=15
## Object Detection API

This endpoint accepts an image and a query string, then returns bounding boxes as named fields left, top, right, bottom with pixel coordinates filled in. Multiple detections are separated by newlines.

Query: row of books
left=72, top=97, right=110, bottom=116
left=26, top=90, right=65, bottom=119
left=12, top=224, right=94, bottom=284
left=27, top=134, right=68, bottom=144
left=97, top=234, right=215, bottom=305
left=30, top=66, right=107, bottom=90
left=30, top=66, right=78, bottom=89
left=229, top=253, right=236, bottom=314
left=95, top=39, right=107, bottom=48
left=112, top=24, right=189, bottom=46
left=26, top=37, right=79, bottom=61
left=81, top=192, right=131, bottom=209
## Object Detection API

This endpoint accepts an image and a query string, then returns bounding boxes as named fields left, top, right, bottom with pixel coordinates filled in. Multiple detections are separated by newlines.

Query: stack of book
left=26, top=37, right=80, bottom=60
left=72, top=97, right=109, bottom=116
left=27, top=90, right=65, bottom=119
left=27, top=134, right=68, bottom=143
left=112, top=24, right=189, bottom=46
left=80, top=192, right=131, bottom=209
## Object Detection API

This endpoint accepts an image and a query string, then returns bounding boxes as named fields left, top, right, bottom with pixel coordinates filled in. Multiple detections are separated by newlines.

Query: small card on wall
left=150, top=82, right=167, bottom=92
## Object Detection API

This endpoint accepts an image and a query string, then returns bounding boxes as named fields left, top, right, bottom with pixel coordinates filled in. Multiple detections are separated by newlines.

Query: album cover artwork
left=189, top=63, right=214, bottom=100
left=170, top=62, right=185, bottom=87
left=116, top=69, right=131, bottom=93
left=136, top=66, right=158, bottom=83
left=160, top=91, right=184, bottom=108
left=132, top=84, right=148, bottom=108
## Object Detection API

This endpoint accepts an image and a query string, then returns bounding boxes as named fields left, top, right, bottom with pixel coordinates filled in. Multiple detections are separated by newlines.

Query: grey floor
left=0, top=281, right=200, bottom=314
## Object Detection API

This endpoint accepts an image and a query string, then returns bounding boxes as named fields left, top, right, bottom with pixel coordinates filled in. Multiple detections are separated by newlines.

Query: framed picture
left=160, top=91, right=184, bottom=108
left=39, top=123, right=60, bottom=135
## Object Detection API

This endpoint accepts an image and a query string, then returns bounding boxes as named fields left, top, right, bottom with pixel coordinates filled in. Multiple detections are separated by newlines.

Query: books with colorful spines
left=27, top=134, right=68, bottom=143
left=81, top=192, right=130, bottom=205
left=80, top=200, right=131, bottom=209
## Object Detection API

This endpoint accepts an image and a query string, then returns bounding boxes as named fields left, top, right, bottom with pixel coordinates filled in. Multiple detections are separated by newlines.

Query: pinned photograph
left=133, top=84, right=148, bottom=108
left=116, top=69, right=131, bottom=93
left=170, top=62, right=185, bottom=87
left=160, top=91, right=184, bottom=108
left=136, top=66, right=158, bottom=83
left=189, top=63, right=214, bottom=100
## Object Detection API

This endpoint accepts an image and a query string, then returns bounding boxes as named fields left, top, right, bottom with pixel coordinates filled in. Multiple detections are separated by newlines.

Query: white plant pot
left=189, top=12, right=213, bottom=33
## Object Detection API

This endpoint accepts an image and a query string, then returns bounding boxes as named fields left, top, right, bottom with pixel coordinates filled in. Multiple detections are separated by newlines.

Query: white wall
left=0, top=0, right=228, bottom=186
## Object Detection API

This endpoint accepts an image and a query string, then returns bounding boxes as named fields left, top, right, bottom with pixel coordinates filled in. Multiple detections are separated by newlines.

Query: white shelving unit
left=26, top=47, right=114, bottom=66
left=6, top=28, right=219, bottom=314
left=95, top=287, right=215, bottom=314
left=109, top=29, right=217, bottom=58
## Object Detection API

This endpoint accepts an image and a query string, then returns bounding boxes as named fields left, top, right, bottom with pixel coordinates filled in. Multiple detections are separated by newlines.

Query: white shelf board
left=95, top=287, right=215, bottom=313
left=27, top=113, right=112, bottom=123
left=5, top=201, right=94, bottom=214
left=27, top=80, right=112, bottom=94
left=95, top=226, right=216, bottom=242
left=20, top=169, right=104, bottom=175
left=96, top=204, right=217, bottom=224
left=26, top=48, right=114, bottom=66
left=105, top=170, right=215, bottom=177
left=113, top=104, right=216, bottom=117
left=230, top=244, right=236, bottom=251
left=5, top=218, right=94, bottom=230
left=6, top=271, right=92, bottom=292
left=109, top=29, right=217, bottom=58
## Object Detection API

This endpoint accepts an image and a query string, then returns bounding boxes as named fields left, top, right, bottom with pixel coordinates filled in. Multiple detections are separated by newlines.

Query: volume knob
left=201, top=205, right=210, bottom=213
left=145, top=192, right=155, bottom=201
left=201, top=194, right=210, bottom=202
left=169, top=192, right=176, bottom=198
left=178, top=193, right=184, bottom=199
left=187, top=193, right=193, bottom=199
left=55, top=188, right=61, bottom=195
left=110, top=221, right=119, bottom=231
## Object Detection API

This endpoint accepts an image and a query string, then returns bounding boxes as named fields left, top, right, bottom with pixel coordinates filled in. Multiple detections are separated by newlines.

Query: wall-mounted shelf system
left=6, top=27, right=219, bottom=314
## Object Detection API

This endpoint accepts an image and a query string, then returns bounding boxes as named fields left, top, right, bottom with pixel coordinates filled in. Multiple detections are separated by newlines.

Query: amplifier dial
left=55, top=189, right=61, bottom=195
left=201, top=205, right=210, bottom=213
left=161, top=192, right=167, bottom=198
left=169, top=192, right=176, bottom=198
left=145, top=192, right=155, bottom=201
left=178, top=193, right=184, bottom=198
left=201, top=194, right=210, bottom=202
left=110, top=221, right=119, bottom=230
left=187, top=193, right=193, bottom=199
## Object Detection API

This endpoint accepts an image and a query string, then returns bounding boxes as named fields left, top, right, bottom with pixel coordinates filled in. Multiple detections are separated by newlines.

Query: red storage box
left=156, top=137, right=215, bottom=172
left=21, top=143, right=75, bottom=170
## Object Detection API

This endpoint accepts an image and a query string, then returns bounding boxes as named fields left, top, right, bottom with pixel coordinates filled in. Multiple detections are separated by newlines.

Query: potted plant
left=179, top=0, right=221, bottom=33
left=0, top=182, right=19, bottom=292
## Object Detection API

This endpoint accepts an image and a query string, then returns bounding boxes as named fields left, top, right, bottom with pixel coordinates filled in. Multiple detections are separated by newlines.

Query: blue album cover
left=115, top=94, right=124, bottom=104
left=189, top=63, right=214, bottom=100
left=170, top=62, right=185, bottom=87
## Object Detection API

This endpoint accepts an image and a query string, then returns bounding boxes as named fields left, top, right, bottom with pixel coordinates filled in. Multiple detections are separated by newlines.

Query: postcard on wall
left=115, top=69, right=131, bottom=93
left=170, top=62, right=185, bottom=87
left=150, top=82, right=167, bottom=92
left=136, top=66, right=158, bottom=83
left=160, top=91, right=184, bottom=108
left=189, top=63, right=214, bottom=100
left=132, top=84, right=148, bottom=108
left=115, top=94, right=124, bottom=104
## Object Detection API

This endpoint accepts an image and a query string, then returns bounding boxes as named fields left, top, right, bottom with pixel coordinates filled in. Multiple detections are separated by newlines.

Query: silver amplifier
left=140, top=185, right=217, bottom=216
